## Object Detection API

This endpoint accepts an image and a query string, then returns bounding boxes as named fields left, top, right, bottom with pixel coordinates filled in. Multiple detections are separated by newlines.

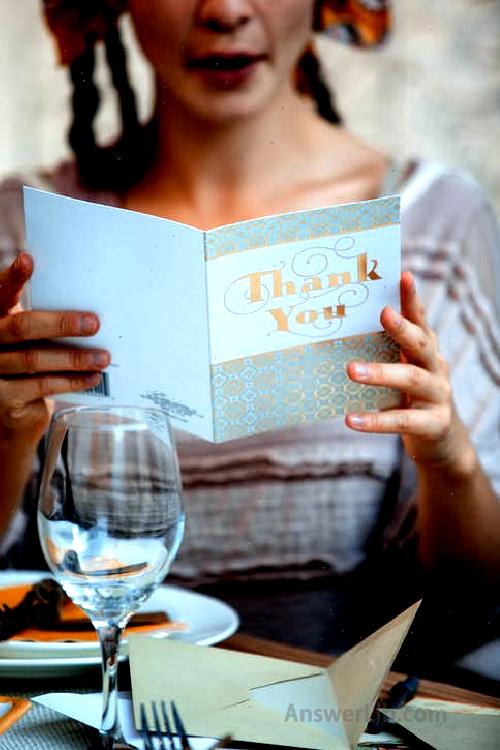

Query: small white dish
left=0, top=571, right=239, bottom=677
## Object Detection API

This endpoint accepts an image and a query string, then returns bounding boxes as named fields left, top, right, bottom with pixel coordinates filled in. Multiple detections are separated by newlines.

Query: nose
left=197, top=0, right=252, bottom=32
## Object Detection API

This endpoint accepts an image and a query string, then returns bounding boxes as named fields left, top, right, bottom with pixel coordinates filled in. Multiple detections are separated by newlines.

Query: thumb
left=0, top=252, right=33, bottom=314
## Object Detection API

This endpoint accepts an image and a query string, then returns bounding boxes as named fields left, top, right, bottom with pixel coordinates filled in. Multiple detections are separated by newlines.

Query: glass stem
left=96, top=621, right=123, bottom=740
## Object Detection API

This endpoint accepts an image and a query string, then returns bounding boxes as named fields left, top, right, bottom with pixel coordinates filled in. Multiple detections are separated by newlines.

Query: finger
left=0, top=347, right=110, bottom=375
left=345, top=407, right=448, bottom=438
left=347, top=361, right=450, bottom=404
left=380, top=306, right=438, bottom=371
left=0, top=310, right=99, bottom=345
left=0, top=253, right=33, bottom=313
left=400, top=271, right=428, bottom=330
left=0, top=372, right=102, bottom=405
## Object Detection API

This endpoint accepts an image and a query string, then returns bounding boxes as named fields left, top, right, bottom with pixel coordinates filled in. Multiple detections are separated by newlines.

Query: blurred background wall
left=1, top=0, right=499, bottom=211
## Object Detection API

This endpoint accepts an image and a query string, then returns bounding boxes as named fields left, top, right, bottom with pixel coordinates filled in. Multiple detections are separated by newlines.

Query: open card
left=128, top=602, right=419, bottom=750
left=24, top=188, right=400, bottom=442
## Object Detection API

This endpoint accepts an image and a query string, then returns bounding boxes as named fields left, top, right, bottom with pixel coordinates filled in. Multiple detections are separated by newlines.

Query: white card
left=24, top=189, right=401, bottom=442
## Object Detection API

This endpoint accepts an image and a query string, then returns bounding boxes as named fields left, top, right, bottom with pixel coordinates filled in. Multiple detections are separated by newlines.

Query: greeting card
left=24, top=188, right=400, bottom=441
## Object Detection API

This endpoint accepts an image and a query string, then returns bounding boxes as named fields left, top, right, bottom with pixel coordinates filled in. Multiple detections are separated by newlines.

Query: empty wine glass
left=37, top=406, right=185, bottom=747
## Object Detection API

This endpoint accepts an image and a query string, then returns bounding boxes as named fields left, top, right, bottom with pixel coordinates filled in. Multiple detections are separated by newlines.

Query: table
left=2, top=633, right=500, bottom=749
left=223, top=634, right=500, bottom=709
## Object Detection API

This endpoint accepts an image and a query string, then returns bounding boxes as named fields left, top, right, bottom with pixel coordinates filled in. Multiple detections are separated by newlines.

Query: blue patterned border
left=205, top=196, right=400, bottom=260
left=211, top=331, right=400, bottom=442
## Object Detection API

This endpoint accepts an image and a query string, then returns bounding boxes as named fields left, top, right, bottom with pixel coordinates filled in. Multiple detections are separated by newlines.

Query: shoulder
left=0, top=161, right=78, bottom=250
left=0, top=161, right=117, bottom=269
left=0, top=160, right=92, bottom=208
left=400, top=160, right=500, bottom=316
left=400, top=160, right=498, bottom=247
left=0, top=173, right=31, bottom=268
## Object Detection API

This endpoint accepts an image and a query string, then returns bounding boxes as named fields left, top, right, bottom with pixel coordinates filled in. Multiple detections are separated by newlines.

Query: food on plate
left=0, top=579, right=186, bottom=642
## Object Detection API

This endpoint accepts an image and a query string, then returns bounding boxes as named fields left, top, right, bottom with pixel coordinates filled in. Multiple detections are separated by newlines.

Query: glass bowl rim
left=51, top=404, right=172, bottom=429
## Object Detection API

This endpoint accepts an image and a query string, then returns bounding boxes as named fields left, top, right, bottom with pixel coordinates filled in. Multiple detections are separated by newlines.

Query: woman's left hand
left=346, top=271, right=473, bottom=473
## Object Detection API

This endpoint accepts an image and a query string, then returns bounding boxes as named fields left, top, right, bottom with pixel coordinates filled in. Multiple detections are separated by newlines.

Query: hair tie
left=42, top=0, right=126, bottom=65
left=316, top=0, right=391, bottom=47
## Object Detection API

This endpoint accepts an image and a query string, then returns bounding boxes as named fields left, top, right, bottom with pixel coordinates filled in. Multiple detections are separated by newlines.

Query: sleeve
left=0, top=452, right=43, bottom=570
left=406, top=170, right=500, bottom=496
left=432, top=184, right=500, bottom=497
left=382, top=170, right=500, bottom=555
left=460, top=190, right=500, bottom=320
left=0, top=176, right=26, bottom=270
left=0, top=176, right=45, bottom=569
left=368, top=186, right=500, bottom=661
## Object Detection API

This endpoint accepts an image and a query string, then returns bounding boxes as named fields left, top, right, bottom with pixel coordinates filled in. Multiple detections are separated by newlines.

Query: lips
left=186, top=51, right=266, bottom=90
left=188, top=53, right=266, bottom=72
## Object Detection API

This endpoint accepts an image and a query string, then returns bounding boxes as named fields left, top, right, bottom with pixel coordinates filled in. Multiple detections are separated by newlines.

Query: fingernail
left=349, top=415, right=367, bottom=428
left=14, top=252, right=32, bottom=277
left=79, top=314, right=98, bottom=334
left=91, top=352, right=109, bottom=366
left=353, top=363, right=369, bottom=379
left=391, top=309, right=402, bottom=328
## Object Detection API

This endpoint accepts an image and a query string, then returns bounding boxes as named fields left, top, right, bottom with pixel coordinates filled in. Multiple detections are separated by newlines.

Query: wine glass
left=37, top=405, right=185, bottom=747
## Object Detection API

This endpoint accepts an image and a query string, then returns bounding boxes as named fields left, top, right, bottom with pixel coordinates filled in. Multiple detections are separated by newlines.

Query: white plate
left=0, top=571, right=239, bottom=678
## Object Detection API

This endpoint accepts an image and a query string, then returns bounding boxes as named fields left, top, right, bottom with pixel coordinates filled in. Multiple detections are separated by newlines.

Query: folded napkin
left=33, top=693, right=218, bottom=749
left=32, top=692, right=403, bottom=748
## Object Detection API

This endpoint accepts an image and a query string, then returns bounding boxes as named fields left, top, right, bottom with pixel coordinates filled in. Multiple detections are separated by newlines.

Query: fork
left=140, top=699, right=189, bottom=750
left=139, top=700, right=233, bottom=750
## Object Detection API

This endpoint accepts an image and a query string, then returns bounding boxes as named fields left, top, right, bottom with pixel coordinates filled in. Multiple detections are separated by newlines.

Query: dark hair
left=68, top=26, right=157, bottom=190
left=297, top=47, right=342, bottom=126
left=68, top=31, right=342, bottom=191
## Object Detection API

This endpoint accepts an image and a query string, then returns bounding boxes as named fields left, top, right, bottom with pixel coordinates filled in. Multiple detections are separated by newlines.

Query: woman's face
left=127, top=0, right=315, bottom=123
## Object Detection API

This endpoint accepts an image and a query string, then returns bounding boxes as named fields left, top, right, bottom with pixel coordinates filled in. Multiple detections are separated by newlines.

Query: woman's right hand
left=0, top=252, right=110, bottom=440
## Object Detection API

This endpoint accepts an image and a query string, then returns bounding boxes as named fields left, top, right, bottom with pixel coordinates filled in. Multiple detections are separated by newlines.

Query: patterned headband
left=316, top=0, right=391, bottom=47
left=42, top=0, right=391, bottom=66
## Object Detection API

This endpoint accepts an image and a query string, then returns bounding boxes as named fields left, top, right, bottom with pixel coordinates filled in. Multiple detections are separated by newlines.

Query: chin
left=193, top=100, right=269, bottom=124
left=186, top=88, right=279, bottom=125
left=164, top=70, right=280, bottom=125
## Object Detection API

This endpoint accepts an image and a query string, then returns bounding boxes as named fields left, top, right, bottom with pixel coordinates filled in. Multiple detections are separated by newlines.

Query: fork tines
left=140, top=700, right=191, bottom=750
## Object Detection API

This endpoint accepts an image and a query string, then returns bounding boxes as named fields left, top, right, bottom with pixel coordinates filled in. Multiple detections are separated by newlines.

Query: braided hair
left=297, top=46, right=342, bottom=125
left=68, top=26, right=157, bottom=190
left=67, top=32, right=341, bottom=191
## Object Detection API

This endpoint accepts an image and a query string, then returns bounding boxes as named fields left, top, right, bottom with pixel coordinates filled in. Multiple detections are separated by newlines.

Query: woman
left=0, top=0, right=499, bottom=667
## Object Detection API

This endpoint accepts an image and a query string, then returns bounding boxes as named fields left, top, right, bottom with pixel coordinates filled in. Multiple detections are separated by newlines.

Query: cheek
left=263, top=0, right=315, bottom=61
left=278, top=0, right=316, bottom=25
left=128, top=0, right=194, bottom=68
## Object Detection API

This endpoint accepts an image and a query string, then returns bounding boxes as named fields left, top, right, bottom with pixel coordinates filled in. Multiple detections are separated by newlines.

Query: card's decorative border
left=205, top=196, right=400, bottom=259
left=211, top=331, right=400, bottom=442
